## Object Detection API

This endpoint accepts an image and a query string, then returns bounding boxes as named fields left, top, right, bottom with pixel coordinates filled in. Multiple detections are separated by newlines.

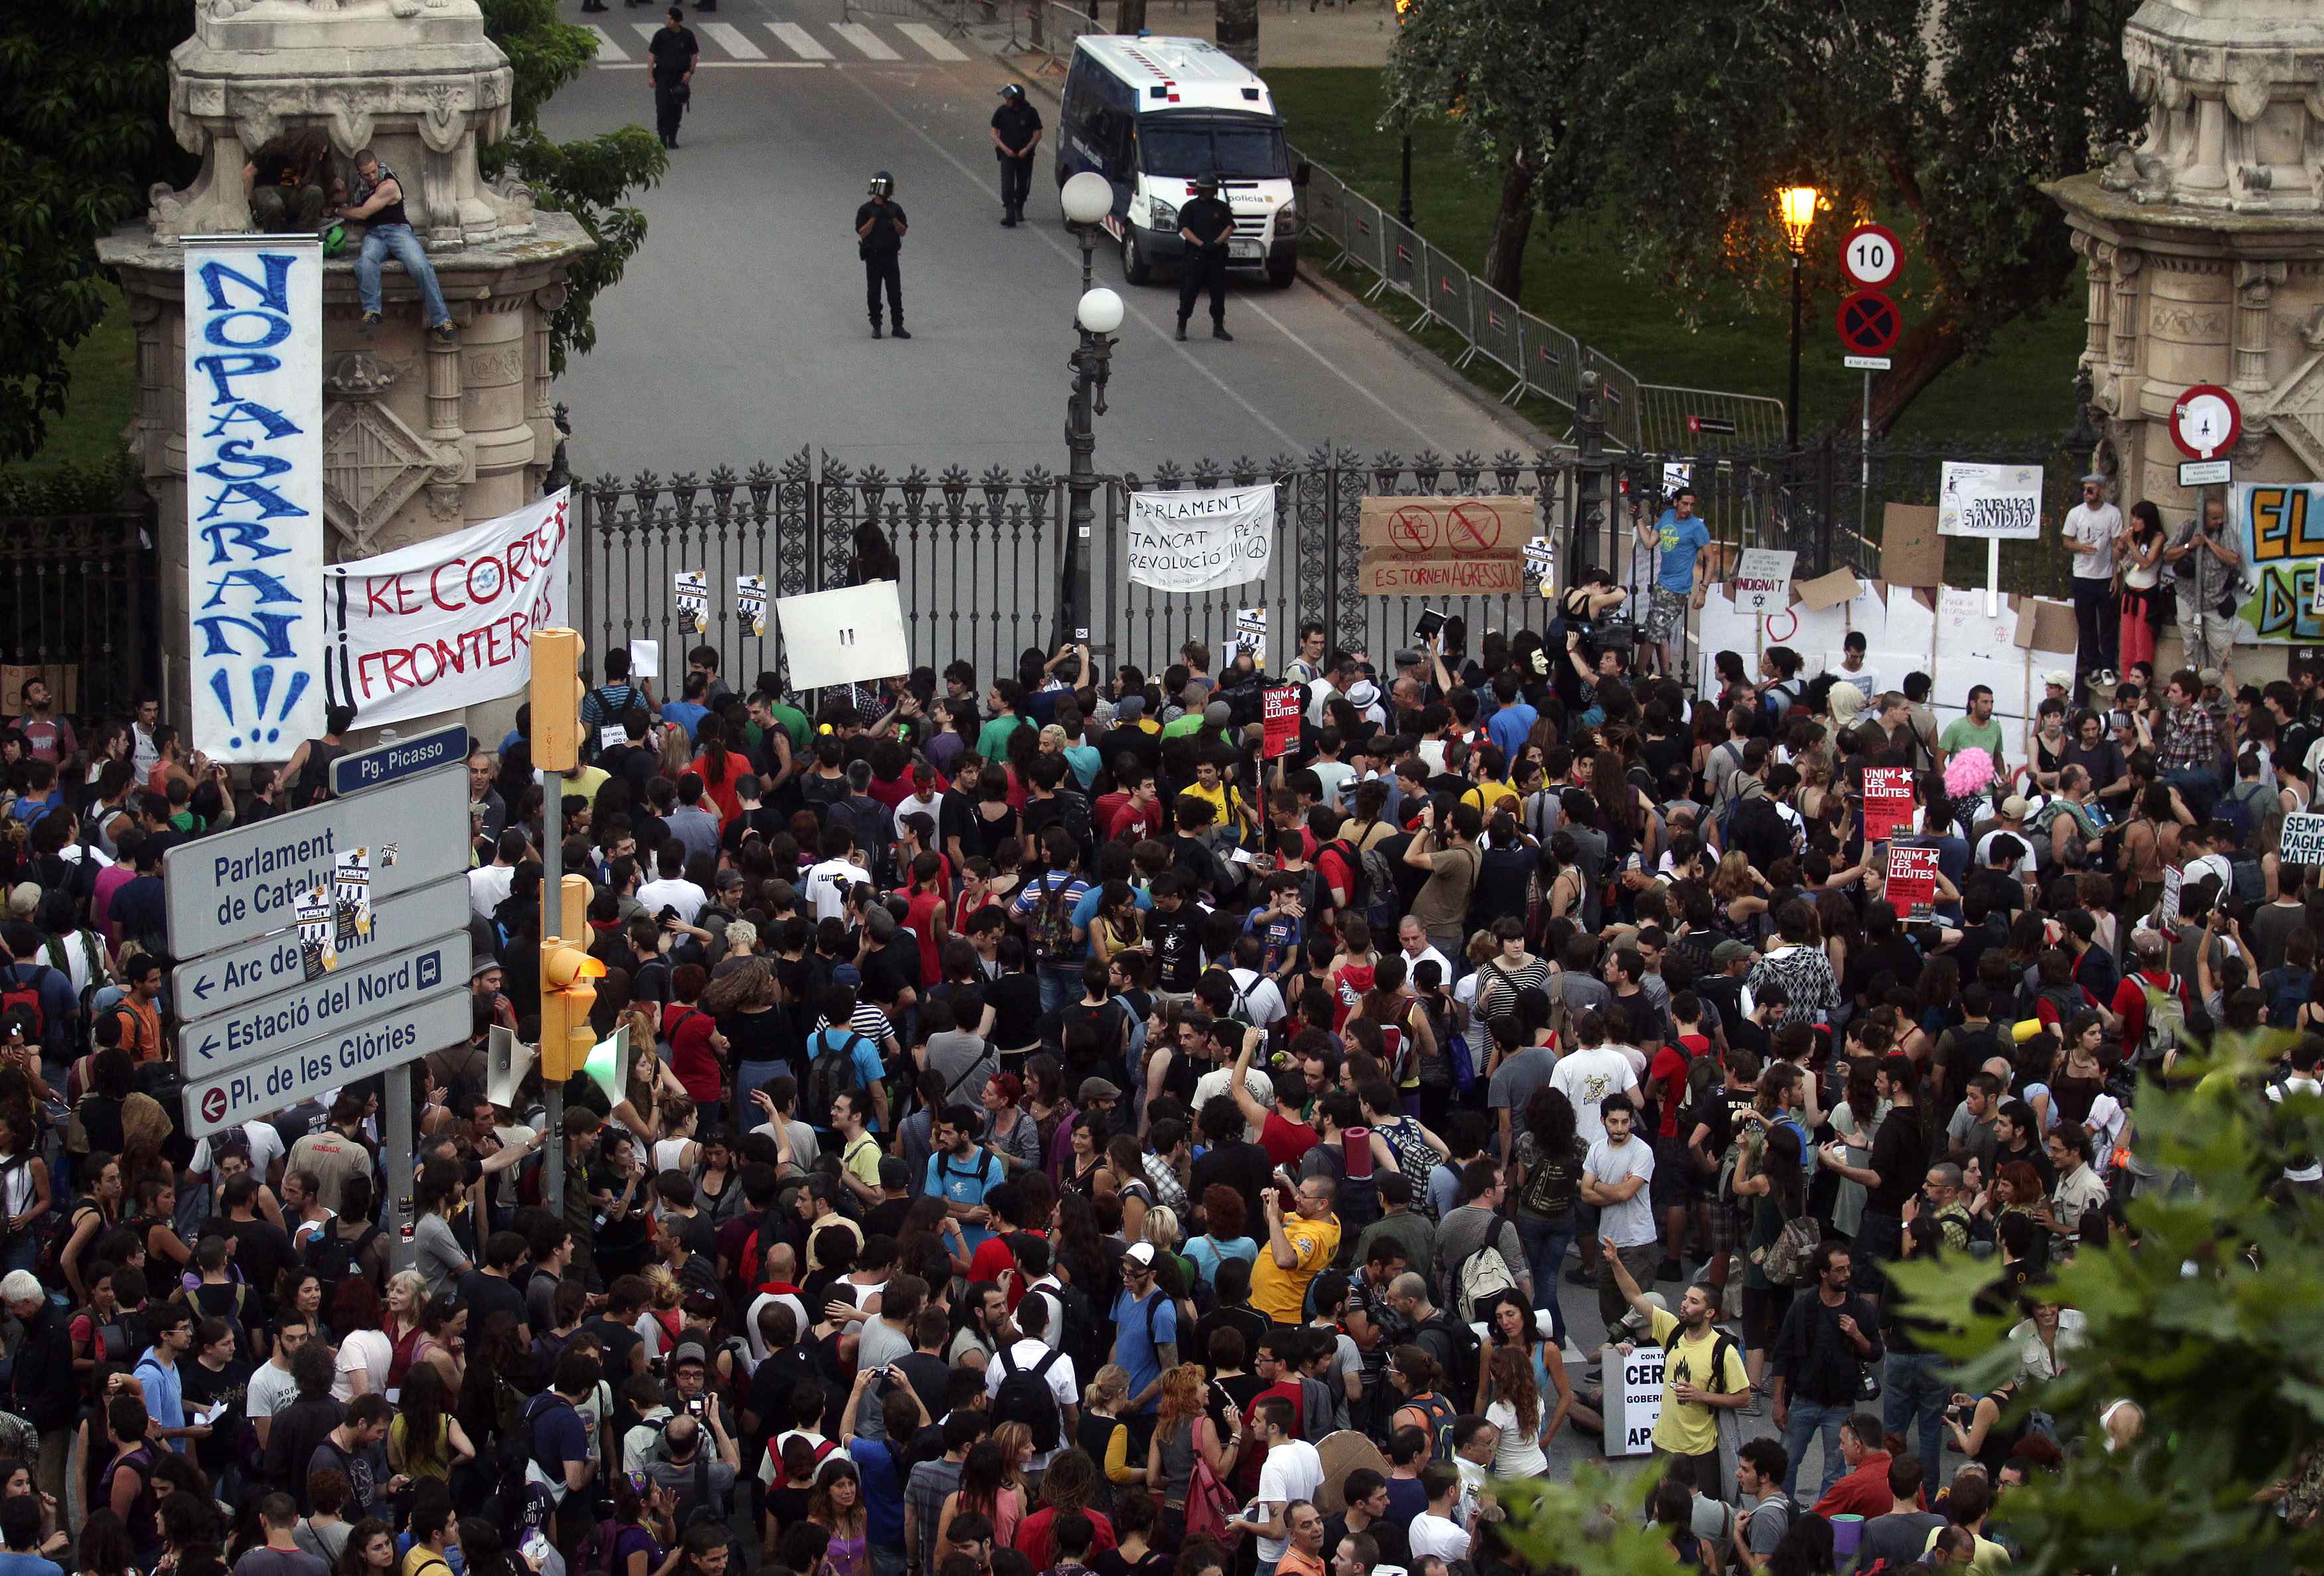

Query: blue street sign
left=333, top=725, right=470, bottom=798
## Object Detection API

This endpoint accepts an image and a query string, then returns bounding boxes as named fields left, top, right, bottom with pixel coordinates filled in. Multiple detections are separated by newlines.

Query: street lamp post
left=1061, top=165, right=1123, bottom=645
left=1399, top=131, right=1414, bottom=226
left=1777, top=184, right=1820, bottom=452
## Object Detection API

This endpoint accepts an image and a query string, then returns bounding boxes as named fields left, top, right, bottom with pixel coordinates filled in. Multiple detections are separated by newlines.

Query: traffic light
left=531, top=628, right=585, bottom=771
left=538, top=939, right=604, bottom=1081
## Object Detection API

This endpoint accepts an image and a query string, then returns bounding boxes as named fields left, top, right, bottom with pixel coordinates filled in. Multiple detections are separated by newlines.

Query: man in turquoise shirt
left=1638, top=485, right=1714, bottom=679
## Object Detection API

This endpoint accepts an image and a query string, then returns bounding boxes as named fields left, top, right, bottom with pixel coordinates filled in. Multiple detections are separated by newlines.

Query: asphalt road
left=538, top=0, right=1541, bottom=482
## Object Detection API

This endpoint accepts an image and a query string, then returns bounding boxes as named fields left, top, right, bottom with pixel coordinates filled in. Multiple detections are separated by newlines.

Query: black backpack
left=991, top=1344, right=1066, bottom=1452
left=803, top=1030, right=869, bottom=1118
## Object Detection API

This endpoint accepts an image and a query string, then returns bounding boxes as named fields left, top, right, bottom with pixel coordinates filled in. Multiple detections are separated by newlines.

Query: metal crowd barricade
left=1304, top=163, right=1349, bottom=258
left=1460, top=280, right=1525, bottom=400
left=1585, top=347, right=1643, bottom=450
left=1519, top=311, right=1580, bottom=410
left=1342, top=194, right=1388, bottom=279
left=1636, top=385, right=1789, bottom=454
left=1420, top=241, right=1473, bottom=343
left=1373, top=216, right=1424, bottom=307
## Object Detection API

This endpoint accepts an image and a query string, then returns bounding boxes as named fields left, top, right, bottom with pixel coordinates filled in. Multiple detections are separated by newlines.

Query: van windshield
left=1139, top=118, right=1289, bottom=181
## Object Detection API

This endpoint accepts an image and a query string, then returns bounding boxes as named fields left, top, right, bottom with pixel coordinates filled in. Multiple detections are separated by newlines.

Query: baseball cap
left=2042, top=669, right=2071, bottom=689
left=1616, top=1290, right=1669, bottom=1338
left=1079, top=1077, right=1122, bottom=1103
left=1711, top=940, right=1754, bottom=968
left=6, top=883, right=39, bottom=919
left=865, top=906, right=898, bottom=940
left=715, top=869, right=745, bottom=892
left=1203, top=700, right=1232, bottom=729
left=1123, top=1242, right=1157, bottom=1269
left=832, top=962, right=863, bottom=988
left=1117, top=695, right=1146, bottom=721
left=1393, top=649, right=1424, bottom=669
left=2000, top=795, right=2030, bottom=818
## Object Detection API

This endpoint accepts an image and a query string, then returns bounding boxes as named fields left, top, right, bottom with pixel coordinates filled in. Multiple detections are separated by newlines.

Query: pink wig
left=1944, top=746, right=1996, bottom=798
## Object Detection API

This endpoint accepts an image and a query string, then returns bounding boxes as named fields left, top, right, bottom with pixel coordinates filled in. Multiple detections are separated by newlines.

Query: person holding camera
left=1401, top=800, right=1481, bottom=956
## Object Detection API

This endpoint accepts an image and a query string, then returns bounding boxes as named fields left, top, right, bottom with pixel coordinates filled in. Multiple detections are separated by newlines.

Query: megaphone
left=582, top=1023, right=628, bottom=1108
left=487, top=1024, right=538, bottom=1109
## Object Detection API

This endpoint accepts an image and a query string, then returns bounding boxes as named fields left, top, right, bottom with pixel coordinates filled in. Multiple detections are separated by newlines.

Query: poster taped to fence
left=185, top=234, right=327, bottom=762
left=1124, top=484, right=1276, bottom=592
left=1938, top=462, right=2044, bottom=540
left=736, top=575, right=767, bottom=638
left=1233, top=606, right=1267, bottom=665
left=675, top=570, right=709, bottom=635
left=320, top=489, right=572, bottom=727
left=1357, top=495, right=1531, bottom=596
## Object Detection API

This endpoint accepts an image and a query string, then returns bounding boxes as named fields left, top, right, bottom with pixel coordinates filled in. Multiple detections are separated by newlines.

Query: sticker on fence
left=1123, top=484, right=1276, bottom=593
left=736, top=574, right=767, bottom=638
left=675, top=570, right=709, bottom=634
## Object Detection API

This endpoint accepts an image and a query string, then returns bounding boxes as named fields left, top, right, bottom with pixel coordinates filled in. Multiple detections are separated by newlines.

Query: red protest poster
left=1263, top=685, right=1301, bottom=759
left=1863, top=766, right=1916, bottom=841
left=1886, top=844, right=1940, bottom=919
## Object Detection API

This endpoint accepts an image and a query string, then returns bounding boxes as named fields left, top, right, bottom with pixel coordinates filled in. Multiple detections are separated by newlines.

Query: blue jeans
left=1884, top=1352, right=1950, bottom=1491
left=734, top=1058, right=786, bottom=1118
left=1782, top=1397, right=1850, bottom=1502
left=1037, top=962, right=1081, bottom=1015
left=2161, top=764, right=2218, bottom=821
left=355, top=222, right=452, bottom=326
left=1514, top=1211, right=1572, bottom=1346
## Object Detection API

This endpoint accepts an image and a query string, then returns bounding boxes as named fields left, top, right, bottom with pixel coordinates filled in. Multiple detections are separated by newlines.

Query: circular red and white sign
left=201, top=1086, right=228, bottom=1124
left=1839, top=223, right=1903, bottom=290
left=2170, top=384, right=2241, bottom=460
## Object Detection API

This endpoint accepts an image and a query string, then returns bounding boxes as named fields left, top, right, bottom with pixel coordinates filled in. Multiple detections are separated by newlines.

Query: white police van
left=1054, top=34, right=1307, bottom=288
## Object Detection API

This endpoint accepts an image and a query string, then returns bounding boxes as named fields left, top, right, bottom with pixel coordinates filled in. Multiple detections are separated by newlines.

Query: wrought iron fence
left=0, top=507, right=161, bottom=722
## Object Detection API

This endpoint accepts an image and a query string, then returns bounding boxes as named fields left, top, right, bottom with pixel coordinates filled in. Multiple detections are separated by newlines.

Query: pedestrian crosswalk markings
left=586, top=17, right=973, bottom=65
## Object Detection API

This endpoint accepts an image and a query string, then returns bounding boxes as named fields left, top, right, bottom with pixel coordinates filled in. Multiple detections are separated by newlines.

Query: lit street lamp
left=1777, top=183, right=1820, bottom=450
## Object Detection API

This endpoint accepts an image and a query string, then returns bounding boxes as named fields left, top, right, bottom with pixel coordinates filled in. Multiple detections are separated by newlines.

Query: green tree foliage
left=1385, top=0, right=2141, bottom=433
left=1381, top=0, right=1603, bottom=303
left=0, top=0, right=196, bottom=464
left=1505, top=1034, right=2324, bottom=1575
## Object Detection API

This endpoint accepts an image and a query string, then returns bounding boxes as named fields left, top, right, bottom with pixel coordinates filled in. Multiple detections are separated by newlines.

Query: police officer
left=1175, top=175, right=1235, bottom=341
left=857, top=172, right=911, bottom=340
left=647, top=6, right=697, bottom=149
left=990, top=84, right=1044, bottom=227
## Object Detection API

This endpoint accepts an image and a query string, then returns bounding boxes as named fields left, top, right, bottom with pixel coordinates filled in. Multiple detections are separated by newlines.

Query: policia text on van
left=1054, top=36, right=1307, bottom=292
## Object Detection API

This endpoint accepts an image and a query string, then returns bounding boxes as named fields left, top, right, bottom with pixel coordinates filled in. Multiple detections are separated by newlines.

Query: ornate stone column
left=96, top=0, right=594, bottom=744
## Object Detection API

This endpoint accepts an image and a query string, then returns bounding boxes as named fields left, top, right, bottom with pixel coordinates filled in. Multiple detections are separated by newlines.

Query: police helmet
left=869, top=171, right=895, bottom=197
left=999, top=83, right=1026, bottom=100
left=1195, top=173, right=1222, bottom=197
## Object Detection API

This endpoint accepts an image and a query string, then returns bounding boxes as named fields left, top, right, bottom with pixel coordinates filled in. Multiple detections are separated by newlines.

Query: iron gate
left=572, top=431, right=2080, bottom=702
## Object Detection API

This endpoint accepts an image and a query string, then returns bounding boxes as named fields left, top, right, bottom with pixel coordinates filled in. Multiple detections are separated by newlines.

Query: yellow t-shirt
left=1251, top=1212, right=1342, bottom=1322
left=841, top=1134, right=882, bottom=1193
left=402, top=1546, right=454, bottom=1576
left=1646, top=1306, right=1748, bottom=1456
left=1923, top=1527, right=2011, bottom=1575
left=1182, top=780, right=1236, bottom=829
left=1461, top=778, right=1520, bottom=817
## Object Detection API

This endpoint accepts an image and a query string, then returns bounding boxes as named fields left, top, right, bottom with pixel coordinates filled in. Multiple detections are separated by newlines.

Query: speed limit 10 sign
left=1841, top=223, right=1902, bottom=290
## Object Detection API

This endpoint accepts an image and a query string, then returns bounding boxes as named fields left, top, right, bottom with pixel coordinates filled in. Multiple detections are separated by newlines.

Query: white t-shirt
left=1549, top=1047, right=1639, bottom=1148
left=191, top=1120, right=288, bottom=1181
left=802, top=858, right=871, bottom=922
left=1835, top=661, right=1881, bottom=701
left=1485, top=1397, right=1548, bottom=1478
left=985, top=1338, right=1078, bottom=1468
left=469, top=862, right=516, bottom=922
left=1253, top=1439, right=1325, bottom=1563
left=1400, top=945, right=1453, bottom=989
left=2064, top=501, right=2123, bottom=579
left=245, top=1359, right=299, bottom=1421
left=1584, top=1135, right=1657, bottom=1248
left=637, top=877, right=708, bottom=926
left=1192, top=1063, right=1274, bottom=1118
left=1975, top=828, right=2036, bottom=881
left=1408, top=1512, right=1471, bottom=1563
left=1224, top=968, right=1287, bottom=1029
left=743, top=1290, right=811, bottom=1363
left=332, top=1328, right=394, bottom=1402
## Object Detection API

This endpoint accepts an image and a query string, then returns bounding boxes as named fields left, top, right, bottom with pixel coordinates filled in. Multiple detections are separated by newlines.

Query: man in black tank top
left=340, top=149, right=455, bottom=339
left=278, top=703, right=357, bottom=807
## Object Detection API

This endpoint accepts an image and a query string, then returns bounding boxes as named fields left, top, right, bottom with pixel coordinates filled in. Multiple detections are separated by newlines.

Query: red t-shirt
left=687, top=754, right=744, bottom=823
left=1646, top=1035, right=1708, bottom=1138
left=867, top=772, right=916, bottom=810
left=905, top=889, right=948, bottom=982
left=968, top=1231, right=1044, bottom=1309
left=1103, top=796, right=1163, bottom=842
left=1258, top=1109, right=1318, bottom=1168
left=665, top=1003, right=721, bottom=1105
left=1014, top=1508, right=1116, bottom=1571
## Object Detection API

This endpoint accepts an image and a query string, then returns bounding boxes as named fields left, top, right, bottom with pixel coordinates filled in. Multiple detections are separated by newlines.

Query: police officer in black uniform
left=857, top=172, right=911, bottom=340
left=990, top=84, right=1044, bottom=227
left=1175, top=175, right=1236, bottom=341
left=647, top=7, right=697, bottom=149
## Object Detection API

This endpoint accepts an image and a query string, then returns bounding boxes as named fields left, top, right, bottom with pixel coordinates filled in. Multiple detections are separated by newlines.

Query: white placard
left=1124, top=484, right=1276, bottom=592
left=321, top=489, right=570, bottom=727
left=184, top=236, right=327, bottom=762
left=2161, top=864, right=2184, bottom=926
left=1731, top=548, right=1798, bottom=616
left=1938, top=462, right=2044, bottom=540
left=1602, top=1344, right=1664, bottom=1456
left=2282, top=814, right=2324, bottom=866
left=776, top=580, right=909, bottom=691
left=628, top=640, right=659, bottom=689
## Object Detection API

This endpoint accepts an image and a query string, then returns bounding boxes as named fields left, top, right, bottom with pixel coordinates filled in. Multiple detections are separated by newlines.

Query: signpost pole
left=385, top=1067, right=416, bottom=1274
left=1860, top=371, right=1872, bottom=545
left=1988, top=538, right=2002, bottom=618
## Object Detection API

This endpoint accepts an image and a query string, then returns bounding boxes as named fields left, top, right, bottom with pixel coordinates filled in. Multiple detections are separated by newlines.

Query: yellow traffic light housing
left=531, top=628, right=586, bottom=771
left=538, top=939, right=604, bottom=1081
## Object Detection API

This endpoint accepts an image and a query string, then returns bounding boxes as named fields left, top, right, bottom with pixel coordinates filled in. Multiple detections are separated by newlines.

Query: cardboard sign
left=1938, top=462, right=2044, bottom=539
left=1882, top=503, right=1944, bottom=587
left=1602, top=1344, right=1663, bottom=1457
left=2283, top=813, right=2324, bottom=866
left=1863, top=766, right=1916, bottom=840
left=1796, top=569, right=1863, bottom=612
left=2161, top=864, right=2184, bottom=926
left=1886, top=843, right=1940, bottom=919
left=1357, top=557, right=1526, bottom=596
left=1358, top=495, right=1530, bottom=596
left=774, top=581, right=909, bottom=691
left=1731, top=548, right=1798, bottom=616
left=1262, top=685, right=1301, bottom=759
left=2012, top=598, right=2079, bottom=652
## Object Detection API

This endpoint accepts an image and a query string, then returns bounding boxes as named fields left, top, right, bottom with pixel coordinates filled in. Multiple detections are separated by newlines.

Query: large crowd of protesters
left=0, top=593, right=2310, bottom=1576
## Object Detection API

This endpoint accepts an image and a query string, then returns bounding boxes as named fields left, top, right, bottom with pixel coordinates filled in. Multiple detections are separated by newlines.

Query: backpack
left=0, top=964, right=64, bottom=1057
left=1030, top=873, right=1080, bottom=963
left=1181, top=1418, right=1238, bottom=1544
left=1444, top=1032, right=1477, bottom=1096
left=1453, top=1235, right=1521, bottom=1323
left=991, top=1344, right=1066, bottom=1452
left=1756, top=1214, right=1822, bottom=1287
left=498, top=1390, right=567, bottom=1498
left=1395, top=1388, right=1460, bottom=1463
left=1757, top=679, right=1800, bottom=731
left=2268, top=966, right=2313, bottom=1031
left=2228, top=849, right=2266, bottom=907
left=1653, top=1325, right=1744, bottom=1407
left=303, top=1220, right=382, bottom=1293
left=1519, top=1138, right=1582, bottom=1219
left=2137, top=973, right=2189, bottom=1069
left=803, top=1030, right=869, bottom=1118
